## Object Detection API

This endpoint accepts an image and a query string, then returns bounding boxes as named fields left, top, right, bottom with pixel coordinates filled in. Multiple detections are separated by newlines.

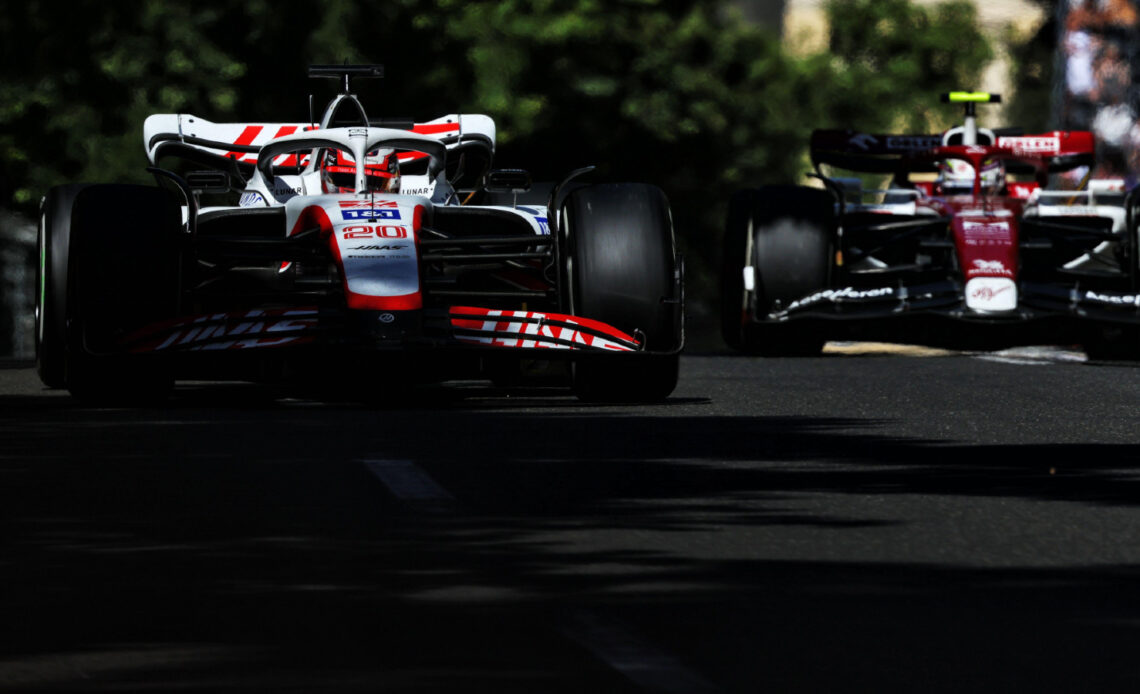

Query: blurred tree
left=0, top=1, right=246, bottom=209
left=822, top=0, right=994, bottom=133
left=1, top=0, right=994, bottom=212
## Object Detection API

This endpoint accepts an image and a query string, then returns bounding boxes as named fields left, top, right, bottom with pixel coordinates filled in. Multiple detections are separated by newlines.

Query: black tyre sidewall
left=563, top=183, right=680, bottom=401
left=36, top=184, right=91, bottom=388
left=736, top=185, right=834, bottom=356
left=750, top=185, right=834, bottom=309
left=565, top=183, right=678, bottom=349
left=66, top=184, right=182, bottom=402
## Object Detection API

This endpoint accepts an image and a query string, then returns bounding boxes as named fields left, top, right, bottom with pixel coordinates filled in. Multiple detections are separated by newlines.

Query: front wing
left=121, top=306, right=648, bottom=355
left=759, top=280, right=1140, bottom=324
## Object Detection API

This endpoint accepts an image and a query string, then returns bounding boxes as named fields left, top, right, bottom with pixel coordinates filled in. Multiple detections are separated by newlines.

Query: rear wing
left=810, top=131, right=943, bottom=174
left=993, top=132, right=1096, bottom=172
left=810, top=129, right=1096, bottom=176
left=143, top=113, right=496, bottom=174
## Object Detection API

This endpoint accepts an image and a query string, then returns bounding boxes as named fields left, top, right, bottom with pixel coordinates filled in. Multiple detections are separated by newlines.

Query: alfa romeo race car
left=37, top=65, right=683, bottom=402
left=722, top=92, right=1140, bottom=357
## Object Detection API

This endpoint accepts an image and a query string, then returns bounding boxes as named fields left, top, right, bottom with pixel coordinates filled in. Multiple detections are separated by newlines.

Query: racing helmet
left=937, top=157, right=1005, bottom=195
left=320, top=147, right=400, bottom=193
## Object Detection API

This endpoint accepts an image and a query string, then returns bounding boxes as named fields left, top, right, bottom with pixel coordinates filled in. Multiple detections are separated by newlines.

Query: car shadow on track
left=4, top=381, right=1140, bottom=691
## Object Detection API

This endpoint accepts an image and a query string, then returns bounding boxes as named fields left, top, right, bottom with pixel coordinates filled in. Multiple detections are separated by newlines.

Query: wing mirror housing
left=484, top=169, right=532, bottom=194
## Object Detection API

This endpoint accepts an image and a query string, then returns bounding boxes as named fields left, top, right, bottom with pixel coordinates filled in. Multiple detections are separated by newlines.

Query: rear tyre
left=721, top=185, right=833, bottom=356
left=1082, top=324, right=1140, bottom=361
left=62, top=185, right=182, bottom=404
left=36, top=185, right=90, bottom=388
left=563, top=184, right=681, bottom=402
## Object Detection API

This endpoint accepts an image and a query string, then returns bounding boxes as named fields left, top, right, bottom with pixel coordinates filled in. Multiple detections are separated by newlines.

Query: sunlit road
left=2, top=349, right=1140, bottom=692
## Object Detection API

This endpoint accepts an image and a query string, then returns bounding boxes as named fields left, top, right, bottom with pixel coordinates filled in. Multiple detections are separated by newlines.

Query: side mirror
left=484, top=169, right=532, bottom=194
left=186, top=170, right=232, bottom=194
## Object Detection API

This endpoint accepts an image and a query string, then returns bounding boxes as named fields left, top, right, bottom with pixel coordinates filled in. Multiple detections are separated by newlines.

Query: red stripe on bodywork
left=448, top=307, right=639, bottom=344
left=289, top=205, right=334, bottom=238
left=347, top=294, right=423, bottom=310
left=271, top=126, right=300, bottom=165
left=225, top=125, right=263, bottom=160
left=412, top=123, right=461, bottom=135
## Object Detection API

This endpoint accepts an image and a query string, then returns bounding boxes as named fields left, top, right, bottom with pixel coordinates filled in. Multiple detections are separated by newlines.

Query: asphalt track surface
left=2, top=347, right=1140, bottom=692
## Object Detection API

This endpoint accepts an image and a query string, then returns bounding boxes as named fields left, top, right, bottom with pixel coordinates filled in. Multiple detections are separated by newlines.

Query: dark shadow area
left=3, top=379, right=1140, bottom=692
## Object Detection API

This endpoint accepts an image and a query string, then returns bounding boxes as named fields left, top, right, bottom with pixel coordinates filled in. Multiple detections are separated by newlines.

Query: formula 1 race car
left=37, top=64, right=683, bottom=402
left=722, top=92, right=1140, bottom=357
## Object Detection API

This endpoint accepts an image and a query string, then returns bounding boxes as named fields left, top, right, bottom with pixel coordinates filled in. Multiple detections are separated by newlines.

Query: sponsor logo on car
left=849, top=133, right=879, bottom=151
left=962, top=220, right=1012, bottom=247
left=239, top=192, right=265, bottom=207
left=969, top=259, right=1012, bottom=277
left=885, top=135, right=940, bottom=151
left=965, top=277, right=1017, bottom=311
left=1084, top=291, right=1140, bottom=307
left=150, top=309, right=318, bottom=351
left=272, top=183, right=302, bottom=196
left=451, top=309, right=638, bottom=351
left=971, top=285, right=1011, bottom=301
left=998, top=136, right=1060, bottom=155
left=785, top=286, right=894, bottom=312
left=342, top=208, right=400, bottom=221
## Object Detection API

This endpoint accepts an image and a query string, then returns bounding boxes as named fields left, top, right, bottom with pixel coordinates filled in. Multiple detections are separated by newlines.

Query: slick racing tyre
left=36, top=185, right=90, bottom=388
left=54, top=185, right=181, bottom=403
left=722, top=185, right=833, bottom=356
left=563, top=183, right=681, bottom=402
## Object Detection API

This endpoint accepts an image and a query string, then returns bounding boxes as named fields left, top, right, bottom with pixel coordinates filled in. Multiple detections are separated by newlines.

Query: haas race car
left=37, top=65, right=683, bottom=402
left=722, top=91, right=1140, bottom=357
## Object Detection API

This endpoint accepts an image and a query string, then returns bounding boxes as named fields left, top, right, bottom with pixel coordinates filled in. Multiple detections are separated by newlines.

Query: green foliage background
left=0, top=0, right=999, bottom=338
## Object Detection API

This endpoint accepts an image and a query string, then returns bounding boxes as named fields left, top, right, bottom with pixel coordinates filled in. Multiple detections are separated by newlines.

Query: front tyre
left=563, top=183, right=681, bottom=402
left=64, top=185, right=182, bottom=403
left=722, top=185, right=833, bottom=356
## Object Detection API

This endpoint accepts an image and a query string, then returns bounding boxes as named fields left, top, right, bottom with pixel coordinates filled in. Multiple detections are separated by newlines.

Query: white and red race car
left=37, top=65, right=683, bottom=402
left=722, top=92, right=1140, bottom=357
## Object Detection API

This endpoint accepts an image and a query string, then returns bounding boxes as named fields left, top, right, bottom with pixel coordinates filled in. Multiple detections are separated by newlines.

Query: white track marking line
left=360, top=459, right=454, bottom=503
left=825, top=341, right=956, bottom=357
left=827, top=341, right=1090, bottom=365
left=975, top=356, right=1047, bottom=365
left=362, top=461, right=718, bottom=690
left=976, top=346, right=1088, bottom=366
left=562, top=612, right=718, bottom=694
